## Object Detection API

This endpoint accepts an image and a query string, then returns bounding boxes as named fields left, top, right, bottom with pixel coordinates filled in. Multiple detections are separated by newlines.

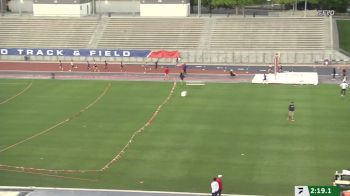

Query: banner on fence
left=0, top=48, right=152, bottom=58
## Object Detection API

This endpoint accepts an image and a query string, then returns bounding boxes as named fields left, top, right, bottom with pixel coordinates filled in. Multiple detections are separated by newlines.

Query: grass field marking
left=100, top=81, right=177, bottom=171
left=0, top=164, right=99, bottom=174
left=0, top=82, right=28, bottom=85
left=0, top=82, right=111, bottom=173
left=0, top=82, right=32, bottom=105
left=0, top=186, right=261, bottom=196
left=0, top=168, right=97, bottom=182
left=0, top=82, right=111, bottom=156
left=0, top=118, right=69, bottom=154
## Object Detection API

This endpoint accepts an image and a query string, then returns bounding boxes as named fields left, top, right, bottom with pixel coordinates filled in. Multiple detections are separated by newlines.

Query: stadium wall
left=8, top=0, right=33, bottom=13
left=33, top=3, right=91, bottom=16
left=0, top=49, right=348, bottom=65
left=8, top=0, right=139, bottom=14
left=140, top=4, right=189, bottom=17
left=98, top=0, right=139, bottom=14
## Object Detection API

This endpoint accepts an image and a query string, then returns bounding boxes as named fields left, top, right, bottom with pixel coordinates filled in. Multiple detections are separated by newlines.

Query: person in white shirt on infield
left=340, top=80, right=349, bottom=96
left=211, top=177, right=219, bottom=196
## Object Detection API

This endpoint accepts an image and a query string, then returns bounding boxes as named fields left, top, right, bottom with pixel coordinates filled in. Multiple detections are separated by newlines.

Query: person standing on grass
left=340, top=80, right=349, bottom=96
left=216, top=175, right=223, bottom=196
left=164, top=66, right=170, bottom=80
left=179, top=71, right=185, bottom=83
left=211, top=177, right=219, bottom=196
left=288, top=101, right=296, bottom=122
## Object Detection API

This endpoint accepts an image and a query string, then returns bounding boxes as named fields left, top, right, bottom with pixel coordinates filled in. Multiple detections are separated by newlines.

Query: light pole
left=198, top=0, right=201, bottom=17
left=104, top=0, right=108, bottom=16
left=92, top=0, right=95, bottom=15
left=304, top=0, right=307, bottom=17
left=98, top=0, right=100, bottom=15
left=293, top=0, right=298, bottom=15
left=19, top=0, right=23, bottom=15
left=0, top=0, right=3, bottom=15
left=266, top=0, right=271, bottom=16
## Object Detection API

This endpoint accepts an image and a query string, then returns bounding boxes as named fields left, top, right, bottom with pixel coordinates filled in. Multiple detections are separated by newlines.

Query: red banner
left=148, top=50, right=180, bottom=58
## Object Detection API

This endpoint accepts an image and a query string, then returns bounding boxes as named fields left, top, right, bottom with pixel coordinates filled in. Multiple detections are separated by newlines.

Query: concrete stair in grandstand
left=0, top=17, right=98, bottom=48
left=209, top=17, right=330, bottom=50
left=97, top=18, right=205, bottom=49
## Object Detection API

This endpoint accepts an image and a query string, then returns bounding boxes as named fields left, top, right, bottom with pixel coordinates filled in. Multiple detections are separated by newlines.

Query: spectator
left=332, top=67, right=336, bottom=80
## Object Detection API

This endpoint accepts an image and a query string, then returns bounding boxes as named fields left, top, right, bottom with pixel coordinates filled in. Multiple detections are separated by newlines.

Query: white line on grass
left=0, top=82, right=32, bottom=105
left=100, top=81, right=177, bottom=171
left=0, top=82, right=111, bottom=154
left=0, top=83, right=27, bottom=85
left=0, top=186, right=261, bottom=196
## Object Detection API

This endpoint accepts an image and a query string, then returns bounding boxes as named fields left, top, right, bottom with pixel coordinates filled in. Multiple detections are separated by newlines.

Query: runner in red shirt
left=164, top=67, right=170, bottom=80
left=216, top=175, right=223, bottom=196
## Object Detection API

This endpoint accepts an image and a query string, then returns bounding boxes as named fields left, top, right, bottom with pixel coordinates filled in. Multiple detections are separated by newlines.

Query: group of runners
left=58, top=60, right=126, bottom=72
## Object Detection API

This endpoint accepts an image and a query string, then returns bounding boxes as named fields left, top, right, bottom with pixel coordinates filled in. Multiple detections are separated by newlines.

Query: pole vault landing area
left=252, top=72, right=318, bottom=85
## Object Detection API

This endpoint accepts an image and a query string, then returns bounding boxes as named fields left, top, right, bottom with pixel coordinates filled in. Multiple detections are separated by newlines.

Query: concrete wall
left=8, top=0, right=33, bottom=13
left=8, top=0, right=139, bottom=14
left=33, top=2, right=91, bottom=16
left=97, top=0, right=139, bottom=14
left=140, top=3, right=189, bottom=17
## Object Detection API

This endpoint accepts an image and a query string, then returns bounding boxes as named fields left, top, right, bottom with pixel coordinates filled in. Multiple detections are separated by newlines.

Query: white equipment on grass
left=185, top=81, right=205, bottom=86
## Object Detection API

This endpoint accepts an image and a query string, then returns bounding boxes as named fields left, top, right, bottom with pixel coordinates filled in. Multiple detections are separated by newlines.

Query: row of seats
left=97, top=18, right=204, bottom=49
left=210, top=17, right=328, bottom=50
left=0, top=17, right=98, bottom=48
left=0, top=16, right=330, bottom=50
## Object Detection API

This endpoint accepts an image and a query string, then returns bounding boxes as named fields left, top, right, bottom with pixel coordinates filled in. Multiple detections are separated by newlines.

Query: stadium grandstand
left=0, top=15, right=348, bottom=64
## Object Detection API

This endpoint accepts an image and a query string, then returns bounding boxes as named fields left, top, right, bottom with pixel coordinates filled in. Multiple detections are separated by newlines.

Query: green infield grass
left=0, top=79, right=349, bottom=196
